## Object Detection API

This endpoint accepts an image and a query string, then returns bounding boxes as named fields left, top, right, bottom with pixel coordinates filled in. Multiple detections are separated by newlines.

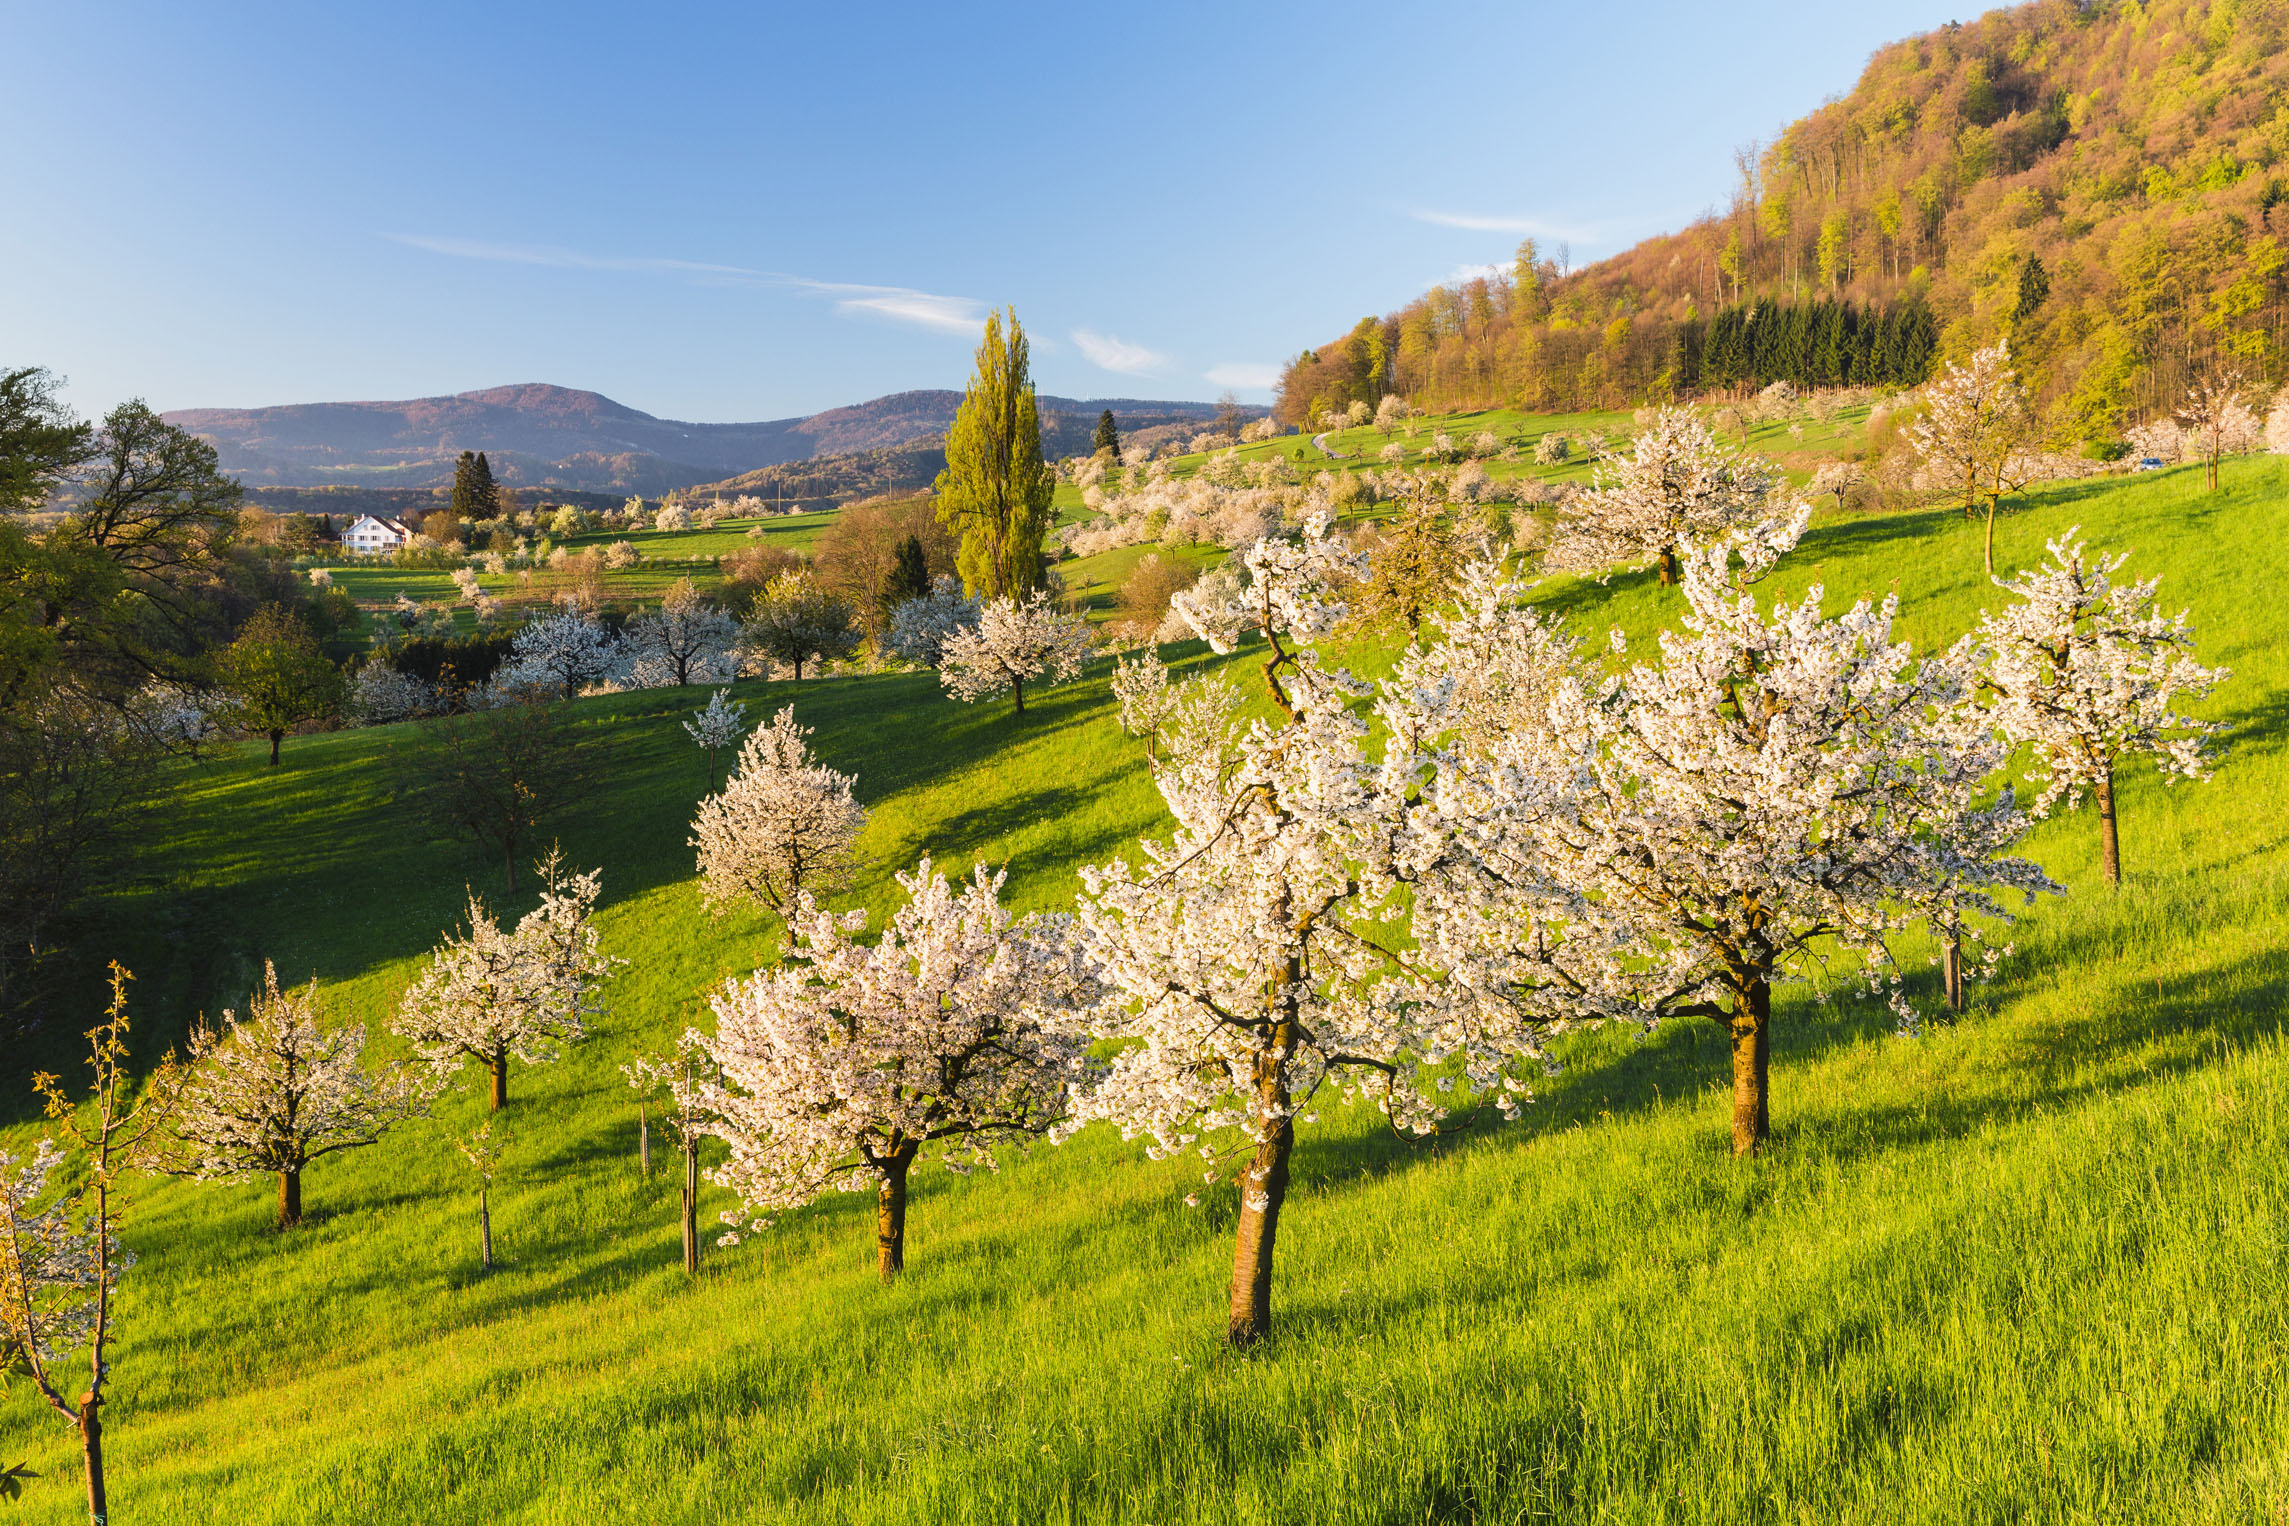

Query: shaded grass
left=3, top=459, right=2288, bottom=1521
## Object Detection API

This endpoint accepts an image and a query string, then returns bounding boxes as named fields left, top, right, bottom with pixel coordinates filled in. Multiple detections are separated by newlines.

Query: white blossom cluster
left=391, top=852, right=620, bottom=1096
left=938, top=593, right=1094, bottom=710
left=167, top=964, right=431, bottom=1212
left=350, top=663, right=438, bottom=724
left=497, top=604, right=621, bottom=701
left=691, top=705, right=867, bottom=916
left=0, top=1140, right=103, bottom=1367
left=687, top=859, right=1097, bottom=1234
left=451, top=566, right=502, bottom=623
left=1064, top=479, right=1294, bottom=558
left=1975, top=528, right=2228, bottom=817
left=623, top=580, right=739, bottom=688
left=683, top=686, right=747, bottom=752
left=1546, top=406, right=1778, bottom=582
left=884, top=576, right=981, bottom=668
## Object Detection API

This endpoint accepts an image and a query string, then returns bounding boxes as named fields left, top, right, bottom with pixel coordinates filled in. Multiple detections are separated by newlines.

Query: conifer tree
left=450, top=450, right=500, bottom=522
left=1091, top=408, right=1120, bottom=458
left=888, top=535, right=930, bottom=606
left=935, top=308, right=1055, bottom=599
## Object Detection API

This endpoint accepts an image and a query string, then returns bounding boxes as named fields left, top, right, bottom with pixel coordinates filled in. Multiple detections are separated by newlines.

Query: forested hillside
left=1279, top=0, right=2289, bottom=437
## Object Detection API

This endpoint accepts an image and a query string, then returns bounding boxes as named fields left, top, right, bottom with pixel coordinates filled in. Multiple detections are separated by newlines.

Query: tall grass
left=2, top=459, right=2286, bottom=1522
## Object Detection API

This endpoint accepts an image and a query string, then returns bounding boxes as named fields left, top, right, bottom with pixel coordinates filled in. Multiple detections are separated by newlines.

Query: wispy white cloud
left=385, top=234, right=985, bottom=336
left=1440, top=262, right=1509, bottom=287
left=1070, top=329, right=1169, bottom=376
left=1408, top=209, right=1598, bottom=244
left=1204, top=362, right=1280, bottom=392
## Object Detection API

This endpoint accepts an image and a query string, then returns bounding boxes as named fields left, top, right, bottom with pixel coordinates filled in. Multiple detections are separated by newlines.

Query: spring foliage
left=691, top=705, right=867, bottom=917
left=937, top=593, right=1092, bottom=713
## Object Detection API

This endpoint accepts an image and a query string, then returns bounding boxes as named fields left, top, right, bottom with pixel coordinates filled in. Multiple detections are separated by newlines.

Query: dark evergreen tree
left=888, top=534, right=930, bottom=605
left=1091, top=409, right=1120, bottom=458
left=2013, top=256, right=2051, bottom=326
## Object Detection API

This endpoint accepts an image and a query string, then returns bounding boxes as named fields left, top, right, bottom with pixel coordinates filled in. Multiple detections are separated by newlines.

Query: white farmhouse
left=343, top=514, right=415, bottom=555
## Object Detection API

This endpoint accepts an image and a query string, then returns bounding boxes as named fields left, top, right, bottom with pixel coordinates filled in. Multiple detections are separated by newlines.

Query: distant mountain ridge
left=165, top=384, right=1252, bottom=495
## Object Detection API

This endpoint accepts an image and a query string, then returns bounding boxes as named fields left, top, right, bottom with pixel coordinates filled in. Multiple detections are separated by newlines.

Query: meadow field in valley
left=5, top=455, right=2287, bottom=1523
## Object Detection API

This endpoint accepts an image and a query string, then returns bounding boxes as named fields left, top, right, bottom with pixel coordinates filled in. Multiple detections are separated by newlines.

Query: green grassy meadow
left=5, top=456, right=2289, bottom=1521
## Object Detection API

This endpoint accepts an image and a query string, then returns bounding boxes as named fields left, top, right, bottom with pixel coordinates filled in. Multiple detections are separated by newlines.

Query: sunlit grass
left=2, top=458, right=2286, bottom=1521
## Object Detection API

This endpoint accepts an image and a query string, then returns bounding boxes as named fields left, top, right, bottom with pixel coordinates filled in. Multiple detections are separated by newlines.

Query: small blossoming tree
left=682, top=686, right=747, bottom=791
left=165, top=963, right=431, bottom=1227
left=624, top=578, right=739, bottom=688
left=937, top=591, right=1092, bottom=714
left=690, top=859, right=1095, bottom=1280
left=691, top=705, right=867, bottom=918
left=885, top=575, right=981, bottom=668
left=1546, top=405, right=1777, bottom=585
left=1, top=966, right=181, bottom=1526
left=1976, top=529, right=2228, bottom=885
left=392, top=851, right=619, bottom=1109
left=1909, top=341, right=2032, bottom=572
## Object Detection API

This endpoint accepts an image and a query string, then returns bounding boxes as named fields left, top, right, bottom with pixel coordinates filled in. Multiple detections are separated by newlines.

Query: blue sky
left=4, top=0, right=1968, bottom=422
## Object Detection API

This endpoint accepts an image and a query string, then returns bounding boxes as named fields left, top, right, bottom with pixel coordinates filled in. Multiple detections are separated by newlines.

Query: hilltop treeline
left=1280, top=0, right=2289, bottom=438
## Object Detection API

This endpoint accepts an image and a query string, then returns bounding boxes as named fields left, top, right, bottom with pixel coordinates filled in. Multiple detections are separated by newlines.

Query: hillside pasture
left=3, top=456, right=2283, bottom=1523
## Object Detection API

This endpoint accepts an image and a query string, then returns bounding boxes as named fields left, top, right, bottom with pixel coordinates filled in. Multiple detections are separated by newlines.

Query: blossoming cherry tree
left=167, top=962, right=431, bottom=1226
left=1976, top=529, right=2227, bottom=884
left=690, top=705, right=867, bottom=919
left=689, top=859, right=1094, bottom=1280
left=937, top=591, right=1093, bottom=714
left=392, top=851, right=619, bottom=1109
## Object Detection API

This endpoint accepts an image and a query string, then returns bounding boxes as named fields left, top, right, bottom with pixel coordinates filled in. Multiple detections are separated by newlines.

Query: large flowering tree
left=1546, top=405, right=1777, bottom=585
left=166, top=963, right=431, bottom=1227
left=937, top=591, right=1093, bottom=714
left=691, top=705, right=867, bottom=918
left=1548, top=509, right=2051, bottom=1155
left=1076, top=517, right=1574, bottom=1345
left=392, top=851, right=619, bottom=1109
left=1976, top=529, right=2227, bottom=885
left=689, top=859, right=1095, bottom=1280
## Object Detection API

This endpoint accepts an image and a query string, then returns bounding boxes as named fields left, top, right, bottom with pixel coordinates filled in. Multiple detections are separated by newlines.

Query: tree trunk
left=78, top=1396, right=105, bottom=1526
left=1729, top=978, right=1771, bottom=1158
left=1983, top=495, right=1999, bottom=575
left=490, top=1053, right=509, bottom=1111
left=639, top=1106, right=651, bottom=1179
left=278, top=1167, right=303, bottom=1228
left=1657, top=547, right=1679, bottom=586
left=1944, top=938, right=1965, bottom=1014
left=875, top=1144, right=918, bottom=1282
left=681, top=1137, right=700, bottom=1277
left=1011, top=675, right=1025, bottom=714
left=504, top=843, right=518, bottom=894
left=1227, top=1028, right=1297, bottom=1347
left=268, top=729, right=283, bottom=765
left=479, top=1187, right=493, bottom=1271
left=2097, top=764, right=2121, bottom=885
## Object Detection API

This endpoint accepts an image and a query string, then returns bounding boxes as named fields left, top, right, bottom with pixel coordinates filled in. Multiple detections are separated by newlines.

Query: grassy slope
left=5, top=460, right=2289, bottom=1522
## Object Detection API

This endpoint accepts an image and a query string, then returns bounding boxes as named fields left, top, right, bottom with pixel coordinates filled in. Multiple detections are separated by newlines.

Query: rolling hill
left=2, top=449, right=2283, bottom=1522
left=166, top=385, right=1257, bottom=496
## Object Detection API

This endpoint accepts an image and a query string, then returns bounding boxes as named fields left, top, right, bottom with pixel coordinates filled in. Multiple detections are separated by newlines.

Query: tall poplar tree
left=935, top=308, right=1054, bottom=599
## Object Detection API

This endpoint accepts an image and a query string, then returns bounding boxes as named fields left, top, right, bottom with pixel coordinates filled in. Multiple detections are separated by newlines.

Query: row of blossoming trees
left=0, top=404, right=2232, bottom=1516
left=651, top=393, right=2225, bottom=1347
